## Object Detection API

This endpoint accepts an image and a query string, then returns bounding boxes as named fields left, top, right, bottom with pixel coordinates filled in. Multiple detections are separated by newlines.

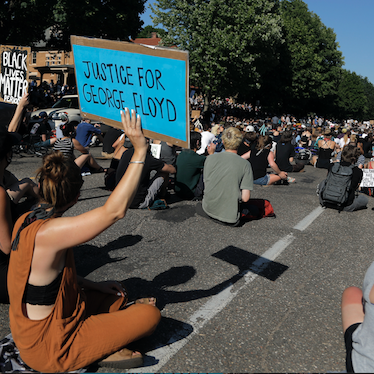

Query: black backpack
left=318, top=163, right=354, bottom=208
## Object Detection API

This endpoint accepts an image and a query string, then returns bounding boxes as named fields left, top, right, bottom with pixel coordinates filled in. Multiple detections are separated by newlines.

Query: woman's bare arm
left=36, top=109, right=148, bottom=253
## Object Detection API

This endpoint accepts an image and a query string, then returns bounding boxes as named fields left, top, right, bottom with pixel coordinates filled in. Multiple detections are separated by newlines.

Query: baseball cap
left=245, top=125, right=255, bottom=132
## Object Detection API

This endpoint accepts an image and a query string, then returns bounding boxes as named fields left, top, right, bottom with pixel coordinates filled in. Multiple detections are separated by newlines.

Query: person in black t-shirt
left=275, top=130, right=304, bottom=173
left=116, top=145, right=176, bottom=209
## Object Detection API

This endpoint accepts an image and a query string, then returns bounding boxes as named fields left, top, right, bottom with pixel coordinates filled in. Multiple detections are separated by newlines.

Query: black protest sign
left=0, top=45, right=30, bottom=104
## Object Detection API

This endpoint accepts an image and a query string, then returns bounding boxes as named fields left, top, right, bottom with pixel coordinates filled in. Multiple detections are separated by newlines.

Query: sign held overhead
left=0, top=45, right=30, bottom=104
left=71, top=36, right=189, bottom=148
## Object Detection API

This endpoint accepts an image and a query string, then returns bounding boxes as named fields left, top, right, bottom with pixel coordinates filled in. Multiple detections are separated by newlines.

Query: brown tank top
left=8, top=212, right=86, bottom=371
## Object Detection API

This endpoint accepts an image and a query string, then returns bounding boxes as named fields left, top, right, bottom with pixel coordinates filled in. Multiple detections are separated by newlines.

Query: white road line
left=293, top=206, right=325, bottom=231
left=132, top=233, right=296, bottom=373
left=132, top=207, right=322, bottom=372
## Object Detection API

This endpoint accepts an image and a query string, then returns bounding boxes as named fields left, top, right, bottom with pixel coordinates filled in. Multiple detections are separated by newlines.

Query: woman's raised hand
left=120, top=108, right=147, bottom=154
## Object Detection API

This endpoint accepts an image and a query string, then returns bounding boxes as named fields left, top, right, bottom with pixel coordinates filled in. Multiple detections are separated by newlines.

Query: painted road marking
left=132, top=207, right=323, bottom=372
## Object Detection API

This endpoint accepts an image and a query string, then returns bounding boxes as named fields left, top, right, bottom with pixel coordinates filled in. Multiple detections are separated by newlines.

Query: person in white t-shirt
left=196, top=122, right=216, bottom=155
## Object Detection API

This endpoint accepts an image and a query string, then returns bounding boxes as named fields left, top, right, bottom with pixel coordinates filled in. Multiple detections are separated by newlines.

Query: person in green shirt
left=175, top=131, right=216, bottom=200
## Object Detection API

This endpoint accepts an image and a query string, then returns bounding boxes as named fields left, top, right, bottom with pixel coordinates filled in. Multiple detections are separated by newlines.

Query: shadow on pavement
left=122, top=246, right=288, bottom=310
left=74, top=234, right=143, bottom=277
left=213, top=245, right=288, bottom=281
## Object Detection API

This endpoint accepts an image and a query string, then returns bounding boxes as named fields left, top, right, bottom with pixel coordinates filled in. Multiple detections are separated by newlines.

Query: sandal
left=92, top=167, right=107, bottom=174
left=98, top=348, right=143, bottom=369
left=127, top=297, right=157, bottom=307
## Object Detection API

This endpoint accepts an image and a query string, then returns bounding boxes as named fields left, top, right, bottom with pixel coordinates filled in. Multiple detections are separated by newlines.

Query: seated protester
left=175, top=132, right=216, bottom=200
left=116, top=141, right=176, bottom=209
left=275, top=130, right=304, bottom=173
left=30, top=111, right=56, bottom=149
left=75, top=119, right=104, bottom=148
left=196, top=127, right=255, bottom=226
left=336, top=141, right=365, bottom=169
left=152, top=140, right=177, bottom=167
left=319, top=145, right=367, bottom=212
left=152, top=140, right=177, bottom=198
left=196, top=121, right=216, bottom=155
left=29, top=111, right=51, bottom=142
left=341, top=261, right=374, bottom=372
left=7, top=109, right=161, bottom=372
left=299, top=126, right=312, bottom=147
left=101, top=127, right=123, bottom=159
left=241, top=135, right=289, bottom=185
left=365, top=157, right=374, bottom=170
left=360, top=132, right=373, bottom=158
left=104, top=132, right=133, bottom=191
left=312, top=129, right=336, bottom=169
left=237, top=126, right=257, bottom=157
left=211, top=122, right=225, bottom=152
left=53, top=123, right=106, bottom=174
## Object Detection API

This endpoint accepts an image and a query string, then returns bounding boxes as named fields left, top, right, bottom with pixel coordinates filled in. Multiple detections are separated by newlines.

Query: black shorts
left=344, top=322, right=361, bottom=373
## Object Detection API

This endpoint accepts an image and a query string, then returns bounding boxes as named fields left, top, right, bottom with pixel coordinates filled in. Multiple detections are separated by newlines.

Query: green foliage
left=280, top=0, right=344, bottom=115
left=48, top=0, right=146, bottom=50
left=0, top=0, right=146, bottom=50
left=151, top=0, right=283, bottom=102
left=336, top=70, right=368, bottom=120
left=137, top=25, right=166, bottom=39
left=0, top=0, right=55, bottom=46
left=361, top=76, right=374, bottom=120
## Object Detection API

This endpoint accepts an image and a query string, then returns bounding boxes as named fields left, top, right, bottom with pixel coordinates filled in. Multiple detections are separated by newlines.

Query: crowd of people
left=2, top=91, right=374, bottom=372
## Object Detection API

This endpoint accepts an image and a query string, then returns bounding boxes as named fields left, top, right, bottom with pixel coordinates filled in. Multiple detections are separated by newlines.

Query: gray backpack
left=318, top=163, right=354, bottom=208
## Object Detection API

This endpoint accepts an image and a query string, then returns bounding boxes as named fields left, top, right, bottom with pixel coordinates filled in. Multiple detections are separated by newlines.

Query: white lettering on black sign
left=0, top=49, right=29, bottom=104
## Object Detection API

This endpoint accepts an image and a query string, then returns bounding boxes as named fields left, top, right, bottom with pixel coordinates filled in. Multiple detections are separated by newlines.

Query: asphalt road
left=2, top=146, right=373, bottom=373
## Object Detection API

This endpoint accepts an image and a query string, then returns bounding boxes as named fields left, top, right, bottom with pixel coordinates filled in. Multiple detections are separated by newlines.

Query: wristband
left=129, top=161, right=145, bottom=164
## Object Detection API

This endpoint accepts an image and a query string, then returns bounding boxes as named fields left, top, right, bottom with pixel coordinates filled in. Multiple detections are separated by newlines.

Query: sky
left=140, top=0, right=374, bottom=84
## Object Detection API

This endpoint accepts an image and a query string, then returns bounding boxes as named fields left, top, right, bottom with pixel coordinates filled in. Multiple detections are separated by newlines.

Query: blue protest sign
left=71, top=36, right=189, bottom=148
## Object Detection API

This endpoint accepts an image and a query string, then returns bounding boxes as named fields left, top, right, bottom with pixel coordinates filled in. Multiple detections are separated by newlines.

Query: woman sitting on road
left=241, top=135, right=289, bottom=185
left=312, top=129, right=336, bottom=169
left=53, top=122, right=106, bottom=174
left=8, top=109, right=161, bottom=372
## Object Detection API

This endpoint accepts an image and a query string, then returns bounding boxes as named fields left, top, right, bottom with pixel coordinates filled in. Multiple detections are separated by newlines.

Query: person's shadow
left=122, top=246, right=289, bottom=310
left=74, top=234, right=142, bottom=277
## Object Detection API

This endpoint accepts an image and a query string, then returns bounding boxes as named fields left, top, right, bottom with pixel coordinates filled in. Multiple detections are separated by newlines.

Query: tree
left=0, top=0, right=54, bottom=46
left=335, top=70, right=368, bottom=120
left=151, top=0, right=283, bottom=111
left=137, top=25, right=166, bottom=39
left=280, top=0, right=343, bottom=116
left=48, top=0, right=146, bottom=50
left=0, top=0, right=146, bottom=50
left=361, top=76, right=374, bottom=120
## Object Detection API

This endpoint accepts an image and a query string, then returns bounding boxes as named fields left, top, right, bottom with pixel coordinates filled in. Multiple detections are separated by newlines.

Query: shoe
left=148, top=199, right=168, bottom=210
left=98, top=348, right=143, bottom=369
left=92, top=167, right=107, bottom=174
left=287, top=177, right=296, bottom=183
left=81, top=172, right=91, bottom=177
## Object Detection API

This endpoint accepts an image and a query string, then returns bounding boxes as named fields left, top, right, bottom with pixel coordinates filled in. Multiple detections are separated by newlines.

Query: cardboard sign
left=0, top=45, right=30, bottom=104
left=191, top=110, right=201, bottom=119
left=71, top=36, right=189, bottom=148
left=360, top=169, right=374, bottom=187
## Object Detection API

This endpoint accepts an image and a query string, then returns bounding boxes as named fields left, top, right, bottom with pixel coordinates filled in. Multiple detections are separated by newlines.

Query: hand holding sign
left=120, top=108, right=147, bottom=157
left=71, top=36, right=189, bottom=148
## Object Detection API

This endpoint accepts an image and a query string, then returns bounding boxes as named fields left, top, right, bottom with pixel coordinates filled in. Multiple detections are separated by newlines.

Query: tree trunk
left=203, top=92, right=211, bottom=113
